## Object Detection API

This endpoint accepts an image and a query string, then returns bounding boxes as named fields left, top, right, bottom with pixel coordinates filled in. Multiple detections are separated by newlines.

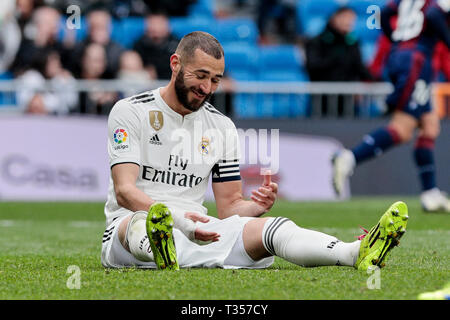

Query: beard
left=174, top=68, right=212, bottom=112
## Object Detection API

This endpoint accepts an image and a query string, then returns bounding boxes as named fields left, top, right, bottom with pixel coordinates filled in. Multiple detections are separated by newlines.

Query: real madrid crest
left=199, top=137, right=210, bottom=155
left=149, top=110, right=164, bottom=131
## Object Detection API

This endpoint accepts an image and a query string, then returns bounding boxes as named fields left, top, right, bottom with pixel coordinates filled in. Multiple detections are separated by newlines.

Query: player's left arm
left=212, top=119, right=277, bottom=219
left=212, top=173, right=278, bottom=219
left=427, top=1, right=450, bottom=49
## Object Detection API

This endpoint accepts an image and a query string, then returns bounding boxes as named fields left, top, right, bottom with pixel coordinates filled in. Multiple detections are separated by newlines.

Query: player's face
left=331, top=10, right=356, bottom=35
left=175, top=49, right=224, bottom=112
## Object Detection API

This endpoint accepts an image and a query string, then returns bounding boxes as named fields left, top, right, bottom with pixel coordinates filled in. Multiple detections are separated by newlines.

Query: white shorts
left=101, top=213, right=274, bottom=269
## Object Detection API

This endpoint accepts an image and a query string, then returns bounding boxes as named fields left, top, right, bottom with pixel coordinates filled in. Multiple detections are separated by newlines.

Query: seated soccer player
left=102, top=31, right=408, bottom=271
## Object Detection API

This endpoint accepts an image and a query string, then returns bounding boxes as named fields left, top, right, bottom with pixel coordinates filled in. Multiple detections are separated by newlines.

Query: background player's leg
left=414, top=113, right=439, bottom=192
left=242, top=218, right=360, bottom=267
left=351, top=111, right=415, bottom=164
left=333, top=111, right=416, bottom=196
left=415, top=112, right=450, bottom=212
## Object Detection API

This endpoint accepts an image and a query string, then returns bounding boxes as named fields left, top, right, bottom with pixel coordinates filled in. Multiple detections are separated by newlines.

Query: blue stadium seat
left=224, top=44, right=261, bottom=118
left=302, top=17, right=328, bottom=38
left=257, top=72, right=310, bottom=118
left=258, top=45, right=304, bottom=71
left=360, top=41, right=377, bottom=64
left=216, top=18, right=259, bottom=45
left=110, top=19, right=124, bottom=46
left=169, top=17, right=216, bottom=39
left=113, top=17, right=145, bottom=49
left=0, top=72, right=16, bottom=107
left=297, top=0, right=340, bottom=36
left=58, top=16, right=88, bottom=43
left=353, top=17, right=381, bottom=44
left=231, top=72, right=260, bottom=119
left=256, top=45, right=310, bottom=118
left=223, top=43, right=259, bottom=78
left=353, top=16, right=380, bottom=64
left=187, top=0, right=214, bottom=18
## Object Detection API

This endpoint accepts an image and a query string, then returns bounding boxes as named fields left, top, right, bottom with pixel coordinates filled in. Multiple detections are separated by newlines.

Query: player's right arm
left=112, top=162, right=155, bottom=212
left=427, top=0, right=450, bottom=49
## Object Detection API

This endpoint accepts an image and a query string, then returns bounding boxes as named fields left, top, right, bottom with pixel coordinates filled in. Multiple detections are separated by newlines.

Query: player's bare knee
left=420, top=112, right=441, bottom=139
left=421, top=123, right=440, bottom=140
left=421, top=129, right=440, bottom=141
left=393, top=126, right=414, bottom=143
left=242, top=218, right=271, bottom=261
left=390, top=112, right=417, bottom=143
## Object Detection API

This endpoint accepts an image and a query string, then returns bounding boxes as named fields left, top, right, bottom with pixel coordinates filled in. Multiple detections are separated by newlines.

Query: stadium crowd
left=0, top=0, right=448, bottom=116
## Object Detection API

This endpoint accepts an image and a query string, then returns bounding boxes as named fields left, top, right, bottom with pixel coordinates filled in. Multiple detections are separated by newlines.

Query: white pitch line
left=0, top=220, right=15, bottom=227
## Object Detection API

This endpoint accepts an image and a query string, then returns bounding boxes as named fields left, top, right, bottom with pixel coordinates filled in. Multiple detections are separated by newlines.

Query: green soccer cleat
left=418, top=283, right=450, bottom=300
left=355, top=201, right=409, bottom=271
left=146, top=203, right=179, bottom=271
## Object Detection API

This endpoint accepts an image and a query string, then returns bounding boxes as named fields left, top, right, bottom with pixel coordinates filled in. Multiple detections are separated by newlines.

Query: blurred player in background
left=333, top=0, right=450, bottom=212
left=101, top=31, right=408, bottom=273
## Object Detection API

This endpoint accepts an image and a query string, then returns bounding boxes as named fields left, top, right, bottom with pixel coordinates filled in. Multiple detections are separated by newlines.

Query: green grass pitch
left=0, top=197, right=448, bottom=300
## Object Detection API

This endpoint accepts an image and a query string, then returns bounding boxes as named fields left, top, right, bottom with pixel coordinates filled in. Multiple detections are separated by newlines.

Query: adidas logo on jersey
left=149, top=134, right=162, bottom=146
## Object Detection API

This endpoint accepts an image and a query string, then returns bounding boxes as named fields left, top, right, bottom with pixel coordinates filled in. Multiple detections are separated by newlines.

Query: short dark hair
left=175, top=31, right=224, bottom=64
left=331, top=6, right=355, bottom=18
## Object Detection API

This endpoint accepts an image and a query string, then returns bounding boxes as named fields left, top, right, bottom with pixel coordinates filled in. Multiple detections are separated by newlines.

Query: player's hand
left=185, top=212, right=220, bottom=243
left=250, top=171, right=278, bottom=213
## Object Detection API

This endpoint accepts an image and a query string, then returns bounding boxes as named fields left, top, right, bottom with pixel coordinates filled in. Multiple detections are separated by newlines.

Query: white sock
left=125, top=211, right=154, bottom=262
left=262, top=217, right=361, bottom=267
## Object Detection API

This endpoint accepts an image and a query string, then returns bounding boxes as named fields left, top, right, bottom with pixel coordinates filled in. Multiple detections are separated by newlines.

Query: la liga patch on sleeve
left=112, top=127, right=130, bottom=152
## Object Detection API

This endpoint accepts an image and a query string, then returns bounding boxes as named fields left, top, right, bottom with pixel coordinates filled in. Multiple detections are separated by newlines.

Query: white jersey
left=104, top=88, right=241, bottom=225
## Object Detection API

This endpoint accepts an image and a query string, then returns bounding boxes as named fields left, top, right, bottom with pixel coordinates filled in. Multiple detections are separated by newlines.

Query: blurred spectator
left=11, top=6, right=68, bottom=76
left=69, top=8, right=124, bottom=79
left=78, top=43, right=118, bottom=114
left=16, top=49, right=78, bottom=115
left=80, top=43, right=107, bottom=80
left=257, top=0, right=298, bottom=44
left=0, top=0, right=21, bottom=73
left=143, top=0, right=197, bottom=17
left=54, top=0, right=148, bottom=19
left=305, top=6, right=373, bottom=82
left=133, top=12, right=179, bottom=80
left=110, top=0, right=149, bottom=18
left=117, top=50, right=151, bottom=97
left=118, top=51, right=149, bottom=81
left=15, top=0, right=43, bottom=35
left=305, top=7, right=373, bottom=116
